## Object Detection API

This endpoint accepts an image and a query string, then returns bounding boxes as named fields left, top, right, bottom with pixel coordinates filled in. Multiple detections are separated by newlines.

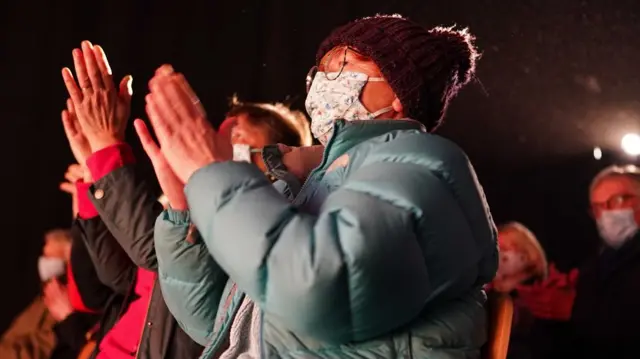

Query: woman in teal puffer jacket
left=144, top=14, right=498, bottom=359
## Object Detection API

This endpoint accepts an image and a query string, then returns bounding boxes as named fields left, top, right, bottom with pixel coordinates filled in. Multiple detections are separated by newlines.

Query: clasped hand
left=139, top=65, right=232, bottom=184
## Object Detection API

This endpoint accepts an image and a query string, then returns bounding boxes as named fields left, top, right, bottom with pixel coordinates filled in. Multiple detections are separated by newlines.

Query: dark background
left=0, top=0, right=639, bottom=332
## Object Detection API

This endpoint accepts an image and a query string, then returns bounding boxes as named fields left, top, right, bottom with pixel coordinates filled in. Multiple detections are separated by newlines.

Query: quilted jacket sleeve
left=154, top=209, right=228, bottom=346
left=89, top=165, right=164, bottom=270
left=185, top=161, right=436, bottom=344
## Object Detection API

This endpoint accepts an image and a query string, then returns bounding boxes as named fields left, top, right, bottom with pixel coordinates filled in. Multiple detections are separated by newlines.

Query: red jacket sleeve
left=77, top=143, right=136, bottom=220
left=86, top=143, right=136, bottom=182
left=66, top=261, right=96, bottom=313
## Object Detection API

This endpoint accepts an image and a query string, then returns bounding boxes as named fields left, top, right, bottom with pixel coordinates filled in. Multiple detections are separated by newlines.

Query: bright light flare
left=593, top=147, right=602, bottom=160
left=621, top=133, right=640, bottom=156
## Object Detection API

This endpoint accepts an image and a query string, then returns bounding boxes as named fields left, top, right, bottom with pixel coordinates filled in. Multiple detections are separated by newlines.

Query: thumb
left=119, top=75, right=133, bottom=104
left=134, top=119, right=161, bottom=161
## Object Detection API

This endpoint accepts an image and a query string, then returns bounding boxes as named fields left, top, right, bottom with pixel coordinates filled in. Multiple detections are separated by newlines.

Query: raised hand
left=61, top=41, right=133, bottom=152
left=144, top=65, right=232, bottom=183
left=43, top=279, right=73, bottom=322
left=134, top=119, right=188, bottom=210
left=516, top=263, right=578, bottom=321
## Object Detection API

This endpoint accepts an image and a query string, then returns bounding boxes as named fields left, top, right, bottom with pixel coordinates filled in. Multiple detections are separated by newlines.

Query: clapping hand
left=142, top=65, right=232, bottom=183
left=62, top=41, right=132, bottom=152
left=516, top=263, right=578, bottom=321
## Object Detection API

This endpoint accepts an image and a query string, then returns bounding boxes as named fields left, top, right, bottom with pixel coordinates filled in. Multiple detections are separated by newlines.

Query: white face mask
left=305, top=71, right=393, bottom=145
left=597, top=208, right=639, bottom=248
left=38, top=256, right=65, bottom=282
left=233, top=144, right=263, bottom=163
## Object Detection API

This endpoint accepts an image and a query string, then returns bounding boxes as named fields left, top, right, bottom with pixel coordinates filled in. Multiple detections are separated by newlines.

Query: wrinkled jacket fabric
left=157, top=119, right=498, bottom=358
left=83, top=165, right=203, bottom=359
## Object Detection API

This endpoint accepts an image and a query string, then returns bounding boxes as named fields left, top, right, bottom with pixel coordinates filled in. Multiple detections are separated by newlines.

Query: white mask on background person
left=305, top=71, right=393, bottom=145
left=38, top=256, right=66, bottom=283
left=597, top=208, right=639, bottom=248
left=233, top=144, right=263, bottom=163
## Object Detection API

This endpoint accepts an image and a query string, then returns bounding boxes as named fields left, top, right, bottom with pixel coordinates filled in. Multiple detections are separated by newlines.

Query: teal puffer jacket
left=156, top=119, right=498, bottom=358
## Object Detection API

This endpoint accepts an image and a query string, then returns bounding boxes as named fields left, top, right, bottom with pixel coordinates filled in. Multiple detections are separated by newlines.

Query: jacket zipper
left=134, top=280, right=155, bottom=359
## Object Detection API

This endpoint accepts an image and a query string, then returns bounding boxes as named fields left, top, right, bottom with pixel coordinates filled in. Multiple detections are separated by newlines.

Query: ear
left=392, top=97, right=404, bottom=119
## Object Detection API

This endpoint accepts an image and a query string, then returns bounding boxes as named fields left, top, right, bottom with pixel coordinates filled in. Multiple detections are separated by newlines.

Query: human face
left=312, top=46, right=403, bottom=118
left=43, top=237, right=70, bottom=261
left=590, top=175, right=640, bottom=223
left=219, top=114, right=272, bottom=172
left=492, top=228, right=533, bottom=292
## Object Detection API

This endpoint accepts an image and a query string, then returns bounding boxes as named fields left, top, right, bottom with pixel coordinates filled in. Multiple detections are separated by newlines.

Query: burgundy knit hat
left=316, top=14, right=479, bottom=131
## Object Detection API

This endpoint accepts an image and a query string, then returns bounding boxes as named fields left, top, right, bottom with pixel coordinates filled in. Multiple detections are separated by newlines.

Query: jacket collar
left=322, top=119, right=426, bottom=167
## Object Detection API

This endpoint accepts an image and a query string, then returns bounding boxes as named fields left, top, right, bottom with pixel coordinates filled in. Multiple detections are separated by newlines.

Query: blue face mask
left=597, top=209, right=639, bottom=248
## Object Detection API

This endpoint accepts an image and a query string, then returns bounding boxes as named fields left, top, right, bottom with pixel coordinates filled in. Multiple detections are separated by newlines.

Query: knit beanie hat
left=316, top=14, right=479, bottom=131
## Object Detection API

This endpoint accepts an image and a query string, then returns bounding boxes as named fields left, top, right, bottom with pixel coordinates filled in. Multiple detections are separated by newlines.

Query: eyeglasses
left=305, top=47, right=358, bottom=93
left=590, top=194, right=638, bottom=217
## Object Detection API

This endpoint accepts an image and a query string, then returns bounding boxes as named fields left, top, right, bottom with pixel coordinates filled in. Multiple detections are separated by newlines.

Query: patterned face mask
left=305, top=71, right=393, bottom=145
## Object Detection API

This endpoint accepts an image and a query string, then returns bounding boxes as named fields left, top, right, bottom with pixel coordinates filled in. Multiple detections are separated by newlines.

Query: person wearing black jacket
left=515, top=165, right=640, bottom=359
left=570, top=165, right=640, bottom=359
left=59, top=42, right=204, bottom=359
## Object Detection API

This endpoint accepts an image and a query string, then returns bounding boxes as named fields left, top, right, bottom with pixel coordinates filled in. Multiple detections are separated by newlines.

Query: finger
left=149, top=76, right=184, bottom=125
left=92, top=45, right=114, bottom=91
left=61, top=110, right=78, bottom=138
left=119, top=75, right=133, bottom=105
left=155, top=64, right=174, bottom=77
left=66, top=98, right=75, bottom=114
left=68, top=166, right=84, bottom=181
left=134, top=119, right=161, bottom=161
left=71, top=48, right=91, bottom=90
left=81, top=41, right=105, bottom=89
left=69, top=163, right=83, bottom=175
left=277, top=143, right=293, bottom=154
left=174, top=73, right=206, bottom=117
left=64, top=171, right=77, bottom=183
left=145, top=95, right=173, bottom=147
left=62, top=68, right=83, bottom=104
left=59, top=182, right=76, bottom=194
left=65, top=99, right=83, bottom=134
left=162, top=75, right=201, bottom=121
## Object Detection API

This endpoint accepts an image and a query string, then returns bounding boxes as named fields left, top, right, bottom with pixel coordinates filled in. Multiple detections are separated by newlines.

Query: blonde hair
left=498, top=222, right=548, bottom=280
left=228, top=95, right=313, bottom=147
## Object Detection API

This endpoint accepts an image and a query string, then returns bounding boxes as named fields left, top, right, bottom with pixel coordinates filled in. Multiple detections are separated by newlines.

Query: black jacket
left=69, top=218, right=129, bottom=358
left=82, top=164, right=203, bottom=359
left=569, top=234, right=640, bottom=359
left=50, top=311, right=101, bottom=359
